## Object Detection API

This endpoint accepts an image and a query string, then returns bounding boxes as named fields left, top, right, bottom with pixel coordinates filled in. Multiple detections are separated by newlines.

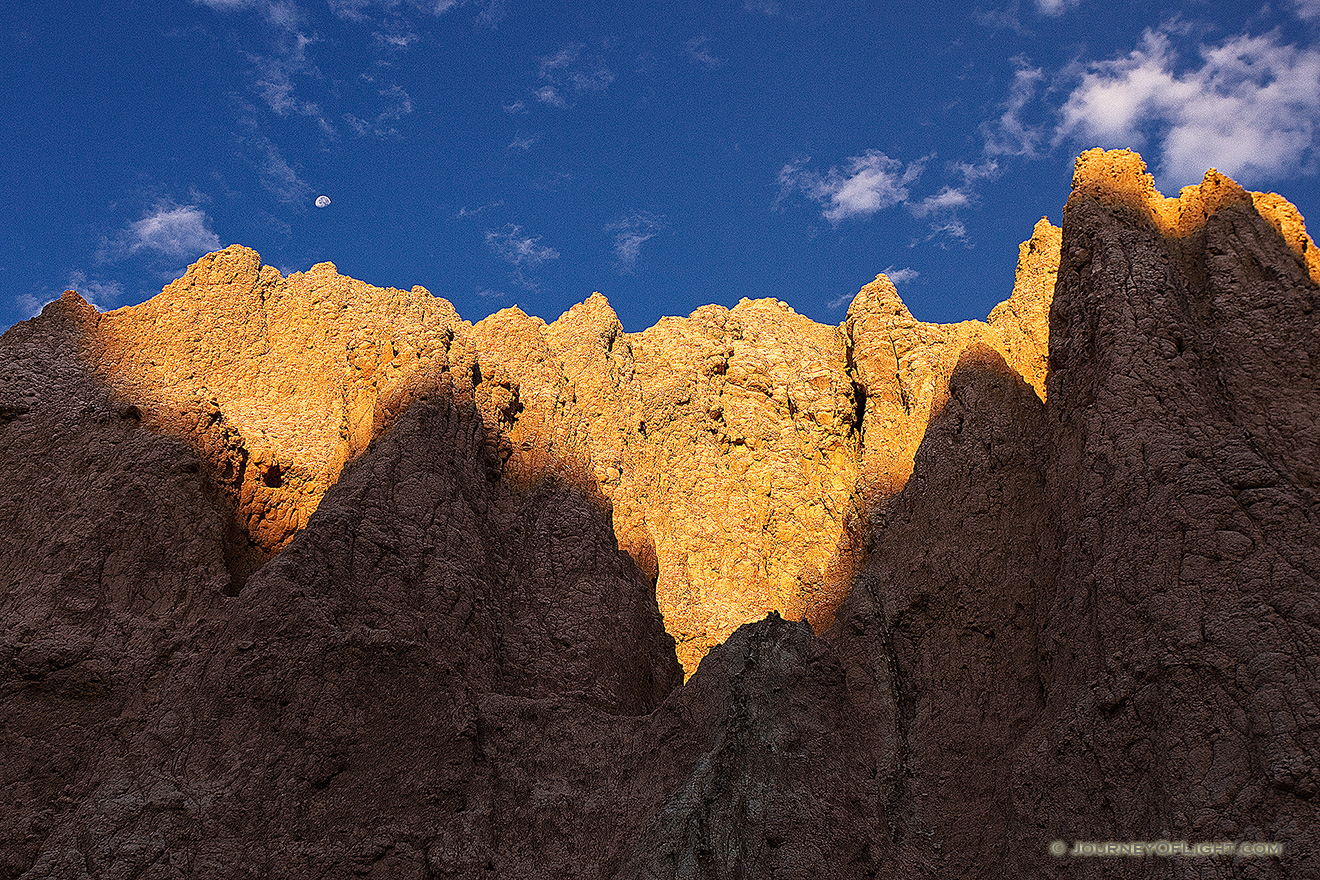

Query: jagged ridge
left=0, top=149, right=1317, bottom=877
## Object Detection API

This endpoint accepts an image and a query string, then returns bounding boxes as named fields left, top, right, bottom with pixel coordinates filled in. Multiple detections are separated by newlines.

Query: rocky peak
left=2, top=149, right=1317, bottom=877
left=33, top=152, right=1314, bottom=679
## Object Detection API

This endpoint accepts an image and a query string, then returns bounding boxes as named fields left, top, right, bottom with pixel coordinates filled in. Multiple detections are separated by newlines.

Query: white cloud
left=953, top=159, right=1000, bottom=186
left=12, top=272, right=123, bottom=319
left=194, top=0, right=304, bottom=33
left=486, top=224, right=559, bottom=266
left=826, top=290, right=854, bottom=310
left=984, top=62, right=1046, bottom=158
left=1056, top=29, right=1320, bottom=185
left=910, top=187, right=971, bottom=217
left=15, top=293, right=53, bottom=319
left=457, top=200, right=504, bottom=218
left=684, top=36, right=720, bottom=69
left=374, top=28, right=419, bottom=49
left=343, top=84, right=413, bottom=137
left=826, top=265, right=918, bottom=309
left=923, top=218, right=968, bottom=242
left=607, top=213, right=665, bottom=273
left=779, top=150, right=925, bottom=223
left=534, top=85, right=567, bottom=107
left=253, top=57, right=325, bottom=122
left=507, top=135, right=540, bottom=151
left=197, top=0, right=334, bottom=134
left=1293, top=0, right=1320, bottom=20
left=328, top=0, right=459, bottom=19
left=249, top=135, right=314, bottom=203
left=65, top=271, right=125, bottom=309
left=476, top=0, right=505, bottom=28
left=101, top=204, right=222, bottom=263
left=327, top=0, right=373, bottom=20
left=534, top=44, right=614, bottom=108
left=1036, top=0, right=1080, bottom=15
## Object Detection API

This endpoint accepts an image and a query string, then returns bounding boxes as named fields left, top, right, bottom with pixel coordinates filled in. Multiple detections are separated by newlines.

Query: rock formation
left=70, top=214, right=1062, bottom=673
left=1, top=148, right=1316, bottom=877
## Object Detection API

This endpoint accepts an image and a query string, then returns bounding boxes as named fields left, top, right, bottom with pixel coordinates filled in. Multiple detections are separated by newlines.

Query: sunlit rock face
left=67, top=216, right=1061, bottom=673
left=60, top=152, right=1320, bottom=672
left=81, top=249, right=465, bottom=584
left=2, top=149, right=1317, bottom=876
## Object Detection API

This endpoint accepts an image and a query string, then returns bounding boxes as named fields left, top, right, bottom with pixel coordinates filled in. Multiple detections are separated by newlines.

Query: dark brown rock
left=1, top=148, right=1317, bottom=879
left=829, top=150, right=1320, bottom=878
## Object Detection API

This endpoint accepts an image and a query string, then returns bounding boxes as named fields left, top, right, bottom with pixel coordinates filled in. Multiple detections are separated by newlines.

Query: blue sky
left=3, top=0, right=1319, bottom=333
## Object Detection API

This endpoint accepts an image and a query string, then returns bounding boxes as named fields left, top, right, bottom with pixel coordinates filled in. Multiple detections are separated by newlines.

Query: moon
left=315, top=195, right=331, bottom=208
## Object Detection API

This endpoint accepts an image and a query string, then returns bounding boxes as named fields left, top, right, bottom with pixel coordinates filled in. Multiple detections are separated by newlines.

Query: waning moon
left=315, top=195, right=331, bottom=208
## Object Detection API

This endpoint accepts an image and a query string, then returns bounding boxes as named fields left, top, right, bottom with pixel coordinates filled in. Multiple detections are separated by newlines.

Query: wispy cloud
left=18, top=270, right=129, bottom=318
left=779, top=150, right=926, bottom=223
left=476, top=0, right=505, bottom=28
left=194, top=0, right=302, bottom=30
left=1055, top=28, right=1320, bottom=185
left=984, top=61, right=1046, bottom=158
left=507, top=134, right=540, bottom=151
left=328, top=0, right=459, bottom=20
left=251, top=55, right=329, bottom=128
left=486, top=224, right=559, bottom=266
left=607, top=212, right=665, bottom=273
left=196, top=0, right=335, bottom=133
left=826, top=265, right=917, bottom=310
left=684, top=36, right=720, bottom=69
left=1293, top=0, right=1320, bottom=19
left=533, top=44, right=614, bottom=108
left=373, top=27, right=420, bottom=49
left=246, top=134, right=314, bottom=203
left=344, top=83, right=413, bottom=136
left=65, top=270, right=126, bottom=310
left=99, top=204, right=223, bottom=263
left=910, top=186, right=972, bottom=218
left=15, top=293, right=52, bottom=320
left=534, top=85, right=567, bottom=107
left=1035, top=0, right=1081, bottom=15
left=457, top=200, right=504, bottom=218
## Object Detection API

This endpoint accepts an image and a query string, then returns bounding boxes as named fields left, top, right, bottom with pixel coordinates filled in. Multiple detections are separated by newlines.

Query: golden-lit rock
left=73, top=242, right=1063, bottom=674
left=81, top=246, right=465, bottom=571
left=844, top=216, right=1056, bottom=504
left=63, top=153, right=1314, bottom=673
left=1071, top=148, right=1320, bottom=285
left=5, top=147, right=1318, bottom=874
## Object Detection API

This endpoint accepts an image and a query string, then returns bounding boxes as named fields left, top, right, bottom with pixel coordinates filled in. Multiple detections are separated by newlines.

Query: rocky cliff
left=66, top=210, right=1060, bottom=675
left=1, top=149, right=1317, bottom=878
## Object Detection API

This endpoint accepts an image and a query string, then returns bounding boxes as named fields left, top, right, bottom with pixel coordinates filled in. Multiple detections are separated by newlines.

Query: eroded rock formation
left=70, top=213, right=1062, bottom=672
left=1, top=148, right=1317, bottom=877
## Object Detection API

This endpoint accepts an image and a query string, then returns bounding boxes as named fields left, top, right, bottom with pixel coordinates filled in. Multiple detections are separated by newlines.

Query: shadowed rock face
left=68, top=217, right=1061, bottom=674
left=1, top=149, right=1317, bottom=877
left=829, top=149, right=1320, bottom=878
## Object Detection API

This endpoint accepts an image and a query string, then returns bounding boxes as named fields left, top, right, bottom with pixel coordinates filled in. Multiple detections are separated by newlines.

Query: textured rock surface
left=72, top=219, right=1062, bottom=673
left=830, top=149, right=1320, bottom=878
left=1, top=148, right=1317, bottom=877
left=81, top=250, right=465, bottom=578
left=0, top=294, right=236, bottom=878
